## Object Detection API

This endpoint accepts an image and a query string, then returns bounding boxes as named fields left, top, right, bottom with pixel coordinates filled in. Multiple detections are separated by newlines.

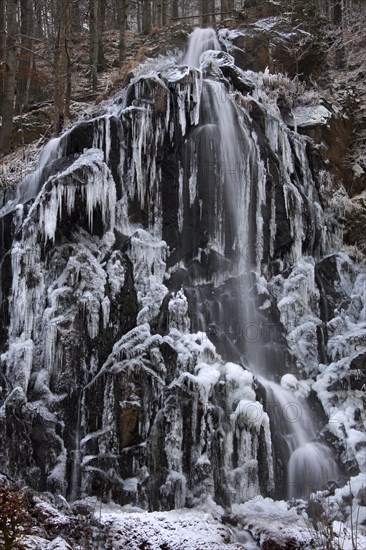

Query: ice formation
left=0, top=27, right=365, bottom=526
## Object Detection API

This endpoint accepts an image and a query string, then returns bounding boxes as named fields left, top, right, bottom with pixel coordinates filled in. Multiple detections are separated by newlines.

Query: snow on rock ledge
left=290, top=105, right=331, bottom=129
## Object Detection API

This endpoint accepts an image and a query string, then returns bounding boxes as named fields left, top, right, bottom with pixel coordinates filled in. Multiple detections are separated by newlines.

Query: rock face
left=0, top=28, right=365, bottom=510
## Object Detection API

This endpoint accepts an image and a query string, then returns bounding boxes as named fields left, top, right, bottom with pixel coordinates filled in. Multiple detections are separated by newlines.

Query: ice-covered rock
left=0, top=25, right=364, bottom=516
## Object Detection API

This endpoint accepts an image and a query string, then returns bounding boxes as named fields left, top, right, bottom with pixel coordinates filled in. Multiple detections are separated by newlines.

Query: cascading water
left=181, top=30, right=339, bottom=499
left=17, top=136, right=63, bottom=204
left=183, top=27, right=221, bottom=67
left=263, top=380, right=339, bottom=498
left=1, top=25, right=361, bottom=512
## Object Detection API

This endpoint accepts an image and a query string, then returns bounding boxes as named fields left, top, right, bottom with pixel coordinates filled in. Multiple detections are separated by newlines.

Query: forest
left=0, top=0, right=361, bottom=152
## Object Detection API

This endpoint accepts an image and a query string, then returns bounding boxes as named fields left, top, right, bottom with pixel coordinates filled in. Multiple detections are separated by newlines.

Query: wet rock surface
left=0, top=21, right=365, bottom=528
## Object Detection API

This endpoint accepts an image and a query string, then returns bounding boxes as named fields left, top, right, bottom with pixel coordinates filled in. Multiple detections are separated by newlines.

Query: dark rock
left=358, top=487, right=366, bottom=507
left=315, top=255, right=350, bottom=322
left=228, top=22, right=324, bottom=79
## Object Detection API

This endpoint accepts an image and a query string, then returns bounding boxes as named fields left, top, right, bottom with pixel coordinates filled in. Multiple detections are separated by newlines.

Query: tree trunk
left=161, top=0, right=168, bottom=25
left=154, top=0, right=162, bottom=27
left=71, top=0, right=82, bottom=34
left=171, top=0, right=178, bottom=19
left=0, top=0, right=17, bottom=152
left=333, top=0, right=345, bottom=68
left=112, top=0, right=120, bottom=29
left=33, top=0, right=43, bottom=38
left=141, top=0, right=151, bottom=34
left=199, top=0, right=209, bottom=26
left=333, top=0, right=343, bottom=25
left=0, top=0, right=5, bottom=106
left=119, top=0, right=129, bottom=64
left=221, top=0, right=233, bottom=20
left=137, top=0, right=141, bottom=33
left=0, top=0, right=5, bottom=59
left=89, top=0, right=98, bottom=90
left=97, top=0, right=105, bottom=70
left=15, top=0, right=34, bottom=115
left=208, top=0, right=215, bottom=24
left=53, top=0, right=71, bottom=133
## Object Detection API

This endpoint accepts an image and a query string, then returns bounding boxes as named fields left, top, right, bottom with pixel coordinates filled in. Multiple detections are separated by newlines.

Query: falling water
left=264, top=380, right=339, bottom=497
left=16, top=137, right=63, bottom=204
left=183, top=27, right=221, bottom=67
left=184, top=28, right=339, bottom=499
left=0, top=136, right=63, bottom=221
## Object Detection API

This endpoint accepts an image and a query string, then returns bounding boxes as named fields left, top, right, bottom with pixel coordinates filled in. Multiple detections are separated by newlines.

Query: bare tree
left=172, top=0, right=178, bottom=19
left=15, top=0, right=34, bottom=115
left=141, top=0, right=151, bottom=34
left=0, top=0, right=4, bottom=58
left=0, top=0, right=17, bottom=152
left=162, top=0, right=169, bottom=25
left=153, top=0, right=160, bottom=27
left=199, top=0, right=209, bottom=25
left=221, top=0, right=233, bottom=20
left=0, top=0, right=5, bottom=106
left=97, top=0, right=105, bottom=69
left=89, top=0, right=98, bottom=90
left=119, top=0, right=129, bottom=63
left=53, top=0, right=71, bottom=133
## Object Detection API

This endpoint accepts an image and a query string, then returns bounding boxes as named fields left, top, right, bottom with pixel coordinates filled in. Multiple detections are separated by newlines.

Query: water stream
left=184, top=28, right=339, bottom=499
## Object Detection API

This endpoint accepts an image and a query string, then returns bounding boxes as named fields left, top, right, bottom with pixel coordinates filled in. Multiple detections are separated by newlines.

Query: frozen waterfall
left=0, top=26, right=360, bottom=511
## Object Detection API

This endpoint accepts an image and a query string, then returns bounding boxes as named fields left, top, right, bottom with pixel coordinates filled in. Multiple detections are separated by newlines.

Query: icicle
left=102, top=297, right=111, bottom=329
left=36, top=150, right=116, bottom=242
left=105, top=116, right=111, bottom=164
left=178, top=167, right=184, bottom=233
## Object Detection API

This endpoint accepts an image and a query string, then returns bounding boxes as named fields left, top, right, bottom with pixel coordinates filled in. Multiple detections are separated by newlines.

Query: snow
left=106, top=251, right=125, bottom=298
left=225, top=363, right=255, bottom=408
left=1, top=337, right=34, bottom=392
left=233, top=497, right=311, bottom=547
left=21, top=536, right=72, bottom=550
left=193, top=361, right=221, bottom=398
left=168, top=289, right=191, bottom=333
left=269, top=257, right=323, bottom=374
left=218, top=28, right=245, bottom=51
left=254, top=17, right=283, bottom=31
left=100, top=505, right=244, bottom=549
left=291, top=105, right=332, bottom=128
left=281, top=373, right=299, bottom=392
left=127, top=230, right=168, bottom=324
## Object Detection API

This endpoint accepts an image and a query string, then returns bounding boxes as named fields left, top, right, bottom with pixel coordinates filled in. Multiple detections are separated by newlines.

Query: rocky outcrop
left=219, top=16, right=324, bottom=78
left=0, top=25, right=365, bottom=513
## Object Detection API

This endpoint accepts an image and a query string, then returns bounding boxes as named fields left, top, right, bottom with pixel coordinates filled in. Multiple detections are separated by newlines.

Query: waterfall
left=1, top=25, right=359, bottom=510
left=182, top=27, right=221, bottom=67
left=263, top=380, right=339, bottom=498
left=17, top=137, right=63, bottom=204
left=183, top=28, right=339, bottom=499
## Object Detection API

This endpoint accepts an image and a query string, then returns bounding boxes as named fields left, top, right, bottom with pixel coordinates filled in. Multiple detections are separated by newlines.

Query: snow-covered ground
left=99, top=503, right=254, bottom=549
left=18, top=481, right=366, bottom=550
